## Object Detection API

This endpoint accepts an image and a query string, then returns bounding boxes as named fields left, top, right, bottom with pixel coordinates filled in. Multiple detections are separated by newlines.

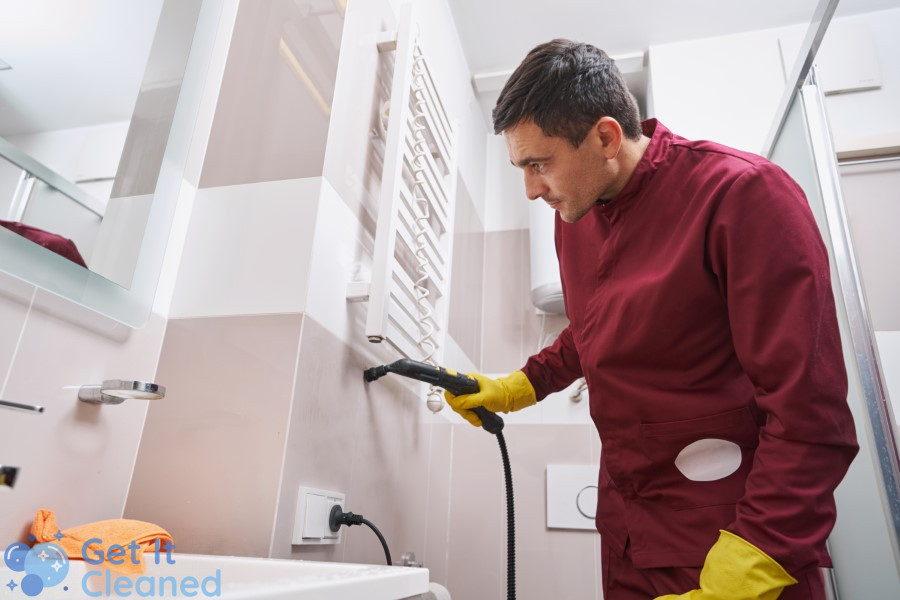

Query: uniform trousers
left=601, top=538, right=826, bottom=600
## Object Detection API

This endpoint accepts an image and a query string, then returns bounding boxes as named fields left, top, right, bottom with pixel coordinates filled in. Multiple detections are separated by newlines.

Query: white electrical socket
left=291, top=486, right=346, bottom=545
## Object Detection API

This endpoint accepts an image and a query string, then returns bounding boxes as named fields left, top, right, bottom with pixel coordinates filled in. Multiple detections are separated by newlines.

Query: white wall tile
left=479, top=376, right=592, bottom=426
left=168, top=177, right=320, bottom=318
left=875, top=331, right=900, bottom=432
left=483, top=134, right=530, bottom=232
left=801, top=9, right=900, bottom=153
left=649, top=26, right=793, bottom=154
left=303, top=179, right=403, bottom=370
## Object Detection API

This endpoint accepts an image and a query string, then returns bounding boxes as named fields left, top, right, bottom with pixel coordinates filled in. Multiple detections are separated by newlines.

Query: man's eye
left=531, top=162, right=545, bottom=173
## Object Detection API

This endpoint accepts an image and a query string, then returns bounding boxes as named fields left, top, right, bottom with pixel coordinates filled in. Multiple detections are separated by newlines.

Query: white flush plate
left=546, top=465, right=599, bottom=531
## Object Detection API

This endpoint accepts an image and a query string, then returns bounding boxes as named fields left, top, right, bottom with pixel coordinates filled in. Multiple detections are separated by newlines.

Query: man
left=445, top=39, right=858, bottom=599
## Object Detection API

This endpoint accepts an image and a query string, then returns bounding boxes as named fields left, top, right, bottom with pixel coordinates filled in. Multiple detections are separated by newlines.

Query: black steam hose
left=497, top=431, right=515, bottom=600
left=364, top=359, right=516, bottom=600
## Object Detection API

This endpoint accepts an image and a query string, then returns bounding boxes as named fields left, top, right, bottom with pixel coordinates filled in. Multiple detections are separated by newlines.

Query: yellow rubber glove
left=654, top=530, right=798, bottom=600
left=444, top=371, right=537, bottom=427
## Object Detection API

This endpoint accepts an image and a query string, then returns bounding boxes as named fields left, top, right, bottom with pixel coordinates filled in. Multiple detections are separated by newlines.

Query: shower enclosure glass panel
left=769, top=77, right=900, bottom=599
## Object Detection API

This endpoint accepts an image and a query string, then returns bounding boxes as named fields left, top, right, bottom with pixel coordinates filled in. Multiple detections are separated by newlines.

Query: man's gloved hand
left=654, top=530, right=798, bottom=600
left=444, top=371, right=536, bottom=427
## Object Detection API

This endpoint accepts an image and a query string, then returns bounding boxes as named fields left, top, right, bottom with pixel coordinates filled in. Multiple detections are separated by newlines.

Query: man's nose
left=524, top=172, right=548, bottom=201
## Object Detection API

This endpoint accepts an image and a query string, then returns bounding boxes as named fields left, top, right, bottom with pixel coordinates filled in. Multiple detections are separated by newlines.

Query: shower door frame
left=764, top=0, right=900, bottom=595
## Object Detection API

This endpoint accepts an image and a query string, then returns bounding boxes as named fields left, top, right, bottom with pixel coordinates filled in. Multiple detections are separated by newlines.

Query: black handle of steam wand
left=363, top=359, right=505, bottom=434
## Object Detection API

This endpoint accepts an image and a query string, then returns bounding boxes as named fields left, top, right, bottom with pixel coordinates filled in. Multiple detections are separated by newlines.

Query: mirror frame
left=0, top=0, right=222, bottom=327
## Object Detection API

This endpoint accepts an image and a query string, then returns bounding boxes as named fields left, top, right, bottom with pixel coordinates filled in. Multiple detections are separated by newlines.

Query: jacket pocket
left=634, top=405, right=760, bottom=510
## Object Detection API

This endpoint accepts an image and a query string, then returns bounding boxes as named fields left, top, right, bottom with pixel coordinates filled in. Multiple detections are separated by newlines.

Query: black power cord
left=329, top=505, right=392, bottom=566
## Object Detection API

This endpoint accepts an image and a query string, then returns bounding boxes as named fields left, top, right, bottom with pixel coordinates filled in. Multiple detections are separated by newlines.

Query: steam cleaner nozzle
left=363, top=365, right=387, bottom=382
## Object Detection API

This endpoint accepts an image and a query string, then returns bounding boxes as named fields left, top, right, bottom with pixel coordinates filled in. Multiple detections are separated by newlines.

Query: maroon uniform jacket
left=521, top=120, right=858, bottom=574
left=1, top=219, right=87, bottom=268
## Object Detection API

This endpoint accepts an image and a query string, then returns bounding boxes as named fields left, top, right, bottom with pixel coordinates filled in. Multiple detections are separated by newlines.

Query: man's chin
left=558, top=207, right=587, bottom=224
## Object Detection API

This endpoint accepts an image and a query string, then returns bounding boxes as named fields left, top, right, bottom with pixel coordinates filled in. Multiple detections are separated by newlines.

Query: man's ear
left=593, top=117, right=624, bottom=159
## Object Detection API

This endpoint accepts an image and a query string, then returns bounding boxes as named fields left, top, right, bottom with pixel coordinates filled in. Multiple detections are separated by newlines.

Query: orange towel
left=30, top=509, right=174, bottom=575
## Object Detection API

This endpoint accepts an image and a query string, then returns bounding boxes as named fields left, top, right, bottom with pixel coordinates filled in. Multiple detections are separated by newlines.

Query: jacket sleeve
left=520, top=325, right=584, bottom=400
left=706, top=161, right=859, bottom=573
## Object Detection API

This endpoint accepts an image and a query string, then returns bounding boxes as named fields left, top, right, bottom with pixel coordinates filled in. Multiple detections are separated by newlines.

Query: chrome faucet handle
left=0, top=465, right=20, bottom=489
left=78, top=380, right=166, bottom=405
left=0, top=399, right=44, bottom=414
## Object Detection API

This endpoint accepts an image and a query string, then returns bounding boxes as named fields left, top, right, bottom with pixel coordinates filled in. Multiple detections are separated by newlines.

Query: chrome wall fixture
left=0, top=399, right=44, bottom=413
left=77, top=380, right=166, bottom=405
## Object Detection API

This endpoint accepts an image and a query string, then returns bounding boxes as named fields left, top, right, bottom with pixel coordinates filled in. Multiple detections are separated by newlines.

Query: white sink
left=0, top=552, right=429, bottom=599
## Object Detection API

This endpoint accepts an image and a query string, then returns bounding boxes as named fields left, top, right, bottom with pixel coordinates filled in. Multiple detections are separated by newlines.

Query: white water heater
left=529, top=199, right=565, bottom=314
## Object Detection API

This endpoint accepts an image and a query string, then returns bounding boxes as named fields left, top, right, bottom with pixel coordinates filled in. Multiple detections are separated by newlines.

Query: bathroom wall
left=648, top=8, right=900, bottom=157
left=443, top=217, right=602, bottom=598
left=0, top=274, right=166, bottom=544
left=124, top=0, right=487, bottom=592
left=0, top=0, right=213, bottom=549
left=812, top=7, right=900, bottom=155
left=433, top=5, right=597, bottom=594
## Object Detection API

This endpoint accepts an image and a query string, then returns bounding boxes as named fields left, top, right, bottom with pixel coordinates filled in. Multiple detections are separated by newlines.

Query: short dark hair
left=492, top=39, right=642, bottom=146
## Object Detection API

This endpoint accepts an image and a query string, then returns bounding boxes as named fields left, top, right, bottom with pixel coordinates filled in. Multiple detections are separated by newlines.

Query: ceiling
left=448, top=0, right=900, bottom=124
left=1, top=0, right=897, bottom=138
left=447, top=0, right=900, bottom=76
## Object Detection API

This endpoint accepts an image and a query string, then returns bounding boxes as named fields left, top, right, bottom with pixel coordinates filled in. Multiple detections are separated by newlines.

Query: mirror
left=0, top=0, right=211, bottom=325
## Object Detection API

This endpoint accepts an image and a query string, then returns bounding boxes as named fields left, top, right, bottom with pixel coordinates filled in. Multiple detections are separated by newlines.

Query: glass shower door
left=769, top=71, right=900, bottom=599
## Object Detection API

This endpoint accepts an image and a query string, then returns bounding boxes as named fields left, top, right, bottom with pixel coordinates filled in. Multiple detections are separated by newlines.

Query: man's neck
left=604, top=134, right=652, bottom=200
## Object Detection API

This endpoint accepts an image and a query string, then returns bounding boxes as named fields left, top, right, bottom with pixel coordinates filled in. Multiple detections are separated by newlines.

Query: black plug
left=329, top=504, right=363, bottom=532
left=328, top=505, right=393, bottom=566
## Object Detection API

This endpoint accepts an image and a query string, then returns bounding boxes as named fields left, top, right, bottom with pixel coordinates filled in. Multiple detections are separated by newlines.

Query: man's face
left=504, top=120, right=613, bottom=223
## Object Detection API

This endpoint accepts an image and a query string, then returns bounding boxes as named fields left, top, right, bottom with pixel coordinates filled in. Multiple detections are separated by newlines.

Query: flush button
left=546, top=464, right=599, bottom=530
left=576, top=485, right=598, bottom=519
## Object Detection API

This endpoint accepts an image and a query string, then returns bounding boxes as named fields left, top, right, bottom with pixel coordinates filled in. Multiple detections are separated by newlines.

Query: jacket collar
left=594, top=119, right=672, bottom=215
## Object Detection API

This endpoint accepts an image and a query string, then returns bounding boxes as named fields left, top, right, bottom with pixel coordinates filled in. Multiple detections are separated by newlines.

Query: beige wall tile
left=446, top=423, right=600, bottom=600
left=448, top=177, right=485, bottom=368
left=446, top=424, right=507, bottom=600
left=168, top=178, right=320, bottom=319
left=423, top=420, right=453, bottom=586
left=0, top=301, right=165, bottom=543
left=481, top=229, right=570, bottom=373
left=199, top=0, right=342, bottom=188
left=506, top=424, right=599, bottom=600
left=482, top=229, right=532, bottom=372
left=272, top=315, right=452, bottom=573
left=125, top=314, right=302, bottom=557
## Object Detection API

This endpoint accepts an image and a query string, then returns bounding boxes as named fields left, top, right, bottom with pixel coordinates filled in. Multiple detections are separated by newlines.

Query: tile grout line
left=421, top=416, right=434, bottom=574
left=0, top=287, right=36, bottom=398
left=444, top=424, right=456, bottom=589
